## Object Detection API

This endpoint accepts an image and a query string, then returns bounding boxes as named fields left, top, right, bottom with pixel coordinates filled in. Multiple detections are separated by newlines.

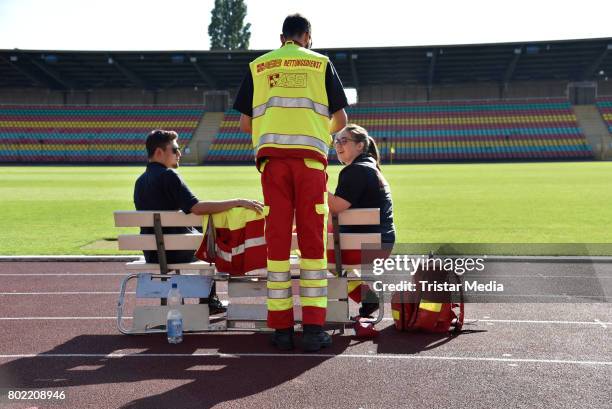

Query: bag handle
left=450, top=267, right=465, bottom=333
left=406, top=266, right=423, bottom=328
left=205, top=214, right=216, bottom=260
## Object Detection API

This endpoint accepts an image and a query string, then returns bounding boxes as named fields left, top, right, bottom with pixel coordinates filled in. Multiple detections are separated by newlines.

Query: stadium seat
left=0, top=105, right=206, bottom=163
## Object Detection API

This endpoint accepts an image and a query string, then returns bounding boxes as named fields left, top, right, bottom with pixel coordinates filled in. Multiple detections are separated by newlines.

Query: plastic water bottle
left=166, top=283, right=183, bottom=344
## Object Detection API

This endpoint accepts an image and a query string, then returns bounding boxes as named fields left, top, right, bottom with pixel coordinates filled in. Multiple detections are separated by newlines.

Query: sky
left=0, top=0, right=610, bottom=51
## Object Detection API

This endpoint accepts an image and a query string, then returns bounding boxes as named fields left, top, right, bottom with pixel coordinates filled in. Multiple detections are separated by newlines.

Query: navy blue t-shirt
left=334, top=154, right=395, bottom=244
left=133, top=162, right=200, bottom=263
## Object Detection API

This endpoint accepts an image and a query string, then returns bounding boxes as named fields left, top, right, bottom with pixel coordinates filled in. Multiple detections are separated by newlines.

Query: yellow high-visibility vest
left=249, top=41, right=331, bottom=167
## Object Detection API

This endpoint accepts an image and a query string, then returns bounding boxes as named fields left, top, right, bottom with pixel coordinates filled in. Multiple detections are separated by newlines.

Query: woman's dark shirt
left=334, top=154, right=395, bottom=243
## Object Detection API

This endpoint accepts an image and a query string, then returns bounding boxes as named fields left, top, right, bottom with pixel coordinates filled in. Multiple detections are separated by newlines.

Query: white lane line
left=0, top=353, right=609, bottom=366
left=0, top=289, right=603, bottom=300
left=0, top=292, right=134, bottom=295
left=594, top=319, right=608, bottom=329
left=380, top=317, right=612, bottom=326
left=0, top=273, right=126, bottom=276
left=0, top=317, right=131, bottom=320
left=469, top=275, right=612, bottom=279
left=2, top=273, right=610, bottom=278
left=0, top=291, right=227, bottom=295
left=481, top=319, right=612, bottom=326
left=0, top=317, right=610, bottom=326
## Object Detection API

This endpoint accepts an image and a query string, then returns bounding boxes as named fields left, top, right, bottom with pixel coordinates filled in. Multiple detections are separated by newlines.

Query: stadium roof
left=1, top=37, right=611, bottom=90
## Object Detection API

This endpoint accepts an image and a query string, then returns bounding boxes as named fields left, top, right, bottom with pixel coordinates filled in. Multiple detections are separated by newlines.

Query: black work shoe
left=302, top=325, right=332, bottom=352
left=208, top=294, right=227, bottom=315
left=358, top=289, right=380, bottom=318
left=271, top=328, right=294, bottom=351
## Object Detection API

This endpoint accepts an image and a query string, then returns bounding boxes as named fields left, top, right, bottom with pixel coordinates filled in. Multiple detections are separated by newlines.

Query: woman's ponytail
left=366, top=135, right=381, bottom=169
left=342, top=124, right=381, bottom=169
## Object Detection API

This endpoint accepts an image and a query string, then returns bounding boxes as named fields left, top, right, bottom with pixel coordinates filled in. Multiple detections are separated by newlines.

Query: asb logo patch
left=268, top=72, right=307, bottom=88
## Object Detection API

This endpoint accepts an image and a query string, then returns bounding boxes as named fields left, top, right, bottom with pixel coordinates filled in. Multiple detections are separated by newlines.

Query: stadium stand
left=208, top=110, right=253, bottom=162
left=595, top=96, right=612, bottom=133
left=0, top=105, right=205, bottom=163
left=207, top=98, right=593, bottom=163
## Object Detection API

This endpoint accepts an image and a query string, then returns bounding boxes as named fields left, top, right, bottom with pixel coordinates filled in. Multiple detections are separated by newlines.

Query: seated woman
left=328, top=124, right=396, bottom=324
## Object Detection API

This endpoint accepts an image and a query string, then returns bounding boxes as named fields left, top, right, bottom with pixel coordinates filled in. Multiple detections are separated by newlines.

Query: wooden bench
left=114, top=208, right=384, bottom=334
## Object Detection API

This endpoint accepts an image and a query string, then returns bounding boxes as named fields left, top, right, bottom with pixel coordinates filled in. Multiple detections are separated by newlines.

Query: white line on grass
left=0, top=353, right=609, bottom=366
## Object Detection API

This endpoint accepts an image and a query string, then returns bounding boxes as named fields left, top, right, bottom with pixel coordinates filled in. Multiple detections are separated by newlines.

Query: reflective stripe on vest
left=215, top=245, right=232, bottom=262
left=256, top=133, right=329, bottom=156
left=231, top=236, right=266, bottom=256
left=253, top=96, right=329, bottom=119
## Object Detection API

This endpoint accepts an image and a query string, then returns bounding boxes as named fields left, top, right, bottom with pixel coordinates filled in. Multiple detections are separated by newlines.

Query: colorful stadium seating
left=0, top=105, right=205, bottom=163
left=207, top=98, right=592, bottom=163
left=595, top=96, right=612, bottom=134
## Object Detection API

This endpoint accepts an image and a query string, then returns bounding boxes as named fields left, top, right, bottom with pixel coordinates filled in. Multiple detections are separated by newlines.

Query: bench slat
left=125, top=260, right=366, bottom=273
left=118, top=234, right=202, bottom=251
left=132, top=304, right=209, bottom=332
left=118, top=232, right=381, bottom=251
left=125, top=260, right=215, bottom=272
left=114, top=208, right=379, bottom=227
left=228, top=277, right=348, bottom=299
left=338, top=208, right=380, bottom=225
left=227, top=301, right=348, bottom=323
left=115, top=211, right=201, bottom=227
left=135, top=274, right=213, bottom=298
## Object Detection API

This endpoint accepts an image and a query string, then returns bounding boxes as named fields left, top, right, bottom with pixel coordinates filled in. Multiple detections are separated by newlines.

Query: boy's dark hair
left=146, top=129, right=178, bottom=158
left=282, top=14, right=311, bottom=38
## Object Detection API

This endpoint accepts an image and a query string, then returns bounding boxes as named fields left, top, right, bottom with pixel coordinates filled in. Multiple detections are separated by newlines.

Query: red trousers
left=262, top=157, right=328, bottom=329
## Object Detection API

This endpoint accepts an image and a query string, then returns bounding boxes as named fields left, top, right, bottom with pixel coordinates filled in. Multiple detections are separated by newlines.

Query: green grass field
left=2, top=161, right=612, bottom=255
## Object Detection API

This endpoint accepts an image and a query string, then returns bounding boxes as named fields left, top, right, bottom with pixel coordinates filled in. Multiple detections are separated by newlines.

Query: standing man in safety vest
left=233, top=14, right=348, bottom=351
